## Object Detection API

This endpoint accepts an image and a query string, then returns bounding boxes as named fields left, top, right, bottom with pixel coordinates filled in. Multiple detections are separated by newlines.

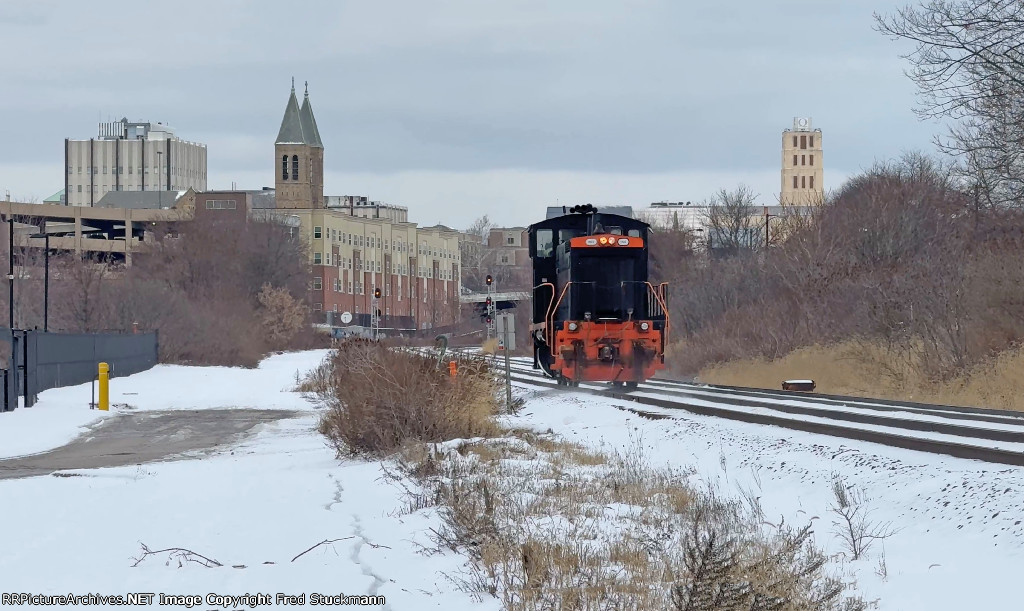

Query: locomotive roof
left=528, top=212, right=650, bottom=235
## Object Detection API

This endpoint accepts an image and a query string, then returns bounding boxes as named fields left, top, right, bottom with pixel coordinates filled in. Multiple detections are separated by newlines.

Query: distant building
left=263, top=81, right=461, bottom=329
left=635, top=202, right=707, bottom=230
left=545, top=205, right=633, bottom=220
left=325, top=195, right=408, bottom=223
left=781, top=117, right=824, bottom=205
left=64, top=119, right=207, bottom=207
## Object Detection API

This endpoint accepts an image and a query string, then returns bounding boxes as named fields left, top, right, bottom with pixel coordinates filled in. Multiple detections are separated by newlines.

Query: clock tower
left=781, top=117, right=823, bottom=206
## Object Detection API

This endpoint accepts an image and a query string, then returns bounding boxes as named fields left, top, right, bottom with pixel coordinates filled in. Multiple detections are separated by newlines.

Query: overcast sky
left=0, top=0, right=939, bottom=227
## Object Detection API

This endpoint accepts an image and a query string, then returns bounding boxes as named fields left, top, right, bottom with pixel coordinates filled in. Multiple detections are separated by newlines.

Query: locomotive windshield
left=559, top=249, right=645, bottom=321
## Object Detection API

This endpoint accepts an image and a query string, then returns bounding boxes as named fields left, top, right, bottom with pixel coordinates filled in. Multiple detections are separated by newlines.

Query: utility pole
left=8, top=216, right=13, bottom=330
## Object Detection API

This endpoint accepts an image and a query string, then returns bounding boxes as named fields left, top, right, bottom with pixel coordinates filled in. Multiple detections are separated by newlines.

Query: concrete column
left=74, top=215, right=82, bottom=254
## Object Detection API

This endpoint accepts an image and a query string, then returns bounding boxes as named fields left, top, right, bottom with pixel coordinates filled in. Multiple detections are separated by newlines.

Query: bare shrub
left=829, top=476, right=894, bottom=561
left=316, top=342, right=500, bottom=455
left=258, top=284, right=306, bottom=348
left=399, top=431, right=866, bottom=610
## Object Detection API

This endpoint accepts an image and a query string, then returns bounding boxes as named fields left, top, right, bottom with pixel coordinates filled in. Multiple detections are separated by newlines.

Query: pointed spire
left=299, top=87, right=323, bottom=148
left=276, top=82, right=305, bottom=144
left=291, top=76, right=295, bottom=93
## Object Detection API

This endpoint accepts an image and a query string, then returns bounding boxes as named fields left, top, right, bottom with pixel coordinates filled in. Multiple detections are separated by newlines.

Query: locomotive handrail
left=546, top=282, right=574, bottom=352
left=534, top=282, right=555, bottom=340
left=645, top=281, right=671, bottom=348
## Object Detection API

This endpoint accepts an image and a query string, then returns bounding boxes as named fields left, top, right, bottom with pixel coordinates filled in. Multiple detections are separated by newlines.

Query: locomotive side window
left=628, top=229, right=641, bottom=237
left=535, top=229, right=554, bottom=258
left=608, top=226, right=623, bottom=235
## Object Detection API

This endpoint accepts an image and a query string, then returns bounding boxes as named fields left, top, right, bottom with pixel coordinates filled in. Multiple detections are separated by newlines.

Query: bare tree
left=700, top=186, right=760, bottom=255
left=876, top=0, right=1024, bottom=204
left=52, top=254, right=112, bottom=332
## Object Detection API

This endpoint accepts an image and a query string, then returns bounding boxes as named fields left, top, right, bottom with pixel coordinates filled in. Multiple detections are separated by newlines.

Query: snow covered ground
left=508, top=386, right=1024, bottom=610
left=4, top=348, right=1022, bottom=609
left=0, top=350, right=497, bottom=610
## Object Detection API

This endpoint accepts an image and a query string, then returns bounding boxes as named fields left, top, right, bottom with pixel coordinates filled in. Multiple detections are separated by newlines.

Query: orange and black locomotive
left=528, top=205, right=669, bottom=388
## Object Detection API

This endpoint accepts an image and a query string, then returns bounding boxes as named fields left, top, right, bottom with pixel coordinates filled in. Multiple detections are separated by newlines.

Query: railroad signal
left=485, top=297, right=492, bottom=307
left=485, top=275, right=493, bottom=286
left=373, top=287, right=381, bottom=299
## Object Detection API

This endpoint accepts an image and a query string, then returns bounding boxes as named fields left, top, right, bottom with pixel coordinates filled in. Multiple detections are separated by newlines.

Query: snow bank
left=0, top=350, right=332, bottom=459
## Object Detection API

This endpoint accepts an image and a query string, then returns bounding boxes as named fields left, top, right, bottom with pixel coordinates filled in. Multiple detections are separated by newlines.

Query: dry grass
left=315, top=341, right=501, bottom=456
left=696, top=340, right=1024, bottom=412
left=399, top=430, right=866, bottom=611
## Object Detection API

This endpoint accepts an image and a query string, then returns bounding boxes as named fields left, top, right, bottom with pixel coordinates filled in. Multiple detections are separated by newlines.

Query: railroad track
left=501, top=361, right=1024, bottom=467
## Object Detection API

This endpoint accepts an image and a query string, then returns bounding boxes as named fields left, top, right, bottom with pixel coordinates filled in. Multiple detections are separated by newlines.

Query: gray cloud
left=0, top=0, right=940, bottom=226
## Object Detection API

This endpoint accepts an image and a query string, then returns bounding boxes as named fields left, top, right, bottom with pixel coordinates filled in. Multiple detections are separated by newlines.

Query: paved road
left=0, top=409, right=298, bottom=480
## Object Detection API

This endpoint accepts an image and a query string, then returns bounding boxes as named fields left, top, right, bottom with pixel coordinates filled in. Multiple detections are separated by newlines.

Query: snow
left=0, top=350, right=333, bottom=460
left=507, top=385, right=1024, bottom=610
left=5, top=347, right=1023, bottom=609
left=0, top=349, right=496, bottom=610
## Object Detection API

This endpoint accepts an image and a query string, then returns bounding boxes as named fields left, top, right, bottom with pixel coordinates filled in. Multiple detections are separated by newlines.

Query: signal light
left=373, top=287, right=381, bottom=299
left=486, top=316, right=492, bottom=324
left=485, top=274, right=493, bottom=286
left=599, top=236, right=608, bottom=244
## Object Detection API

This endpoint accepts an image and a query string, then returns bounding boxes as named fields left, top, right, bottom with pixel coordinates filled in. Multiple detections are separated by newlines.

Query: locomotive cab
left=528, top=206, right=669, bottom=387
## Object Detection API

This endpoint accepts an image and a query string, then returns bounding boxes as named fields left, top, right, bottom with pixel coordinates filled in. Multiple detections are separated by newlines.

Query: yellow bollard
left=98, top=362, right=109, bottom=411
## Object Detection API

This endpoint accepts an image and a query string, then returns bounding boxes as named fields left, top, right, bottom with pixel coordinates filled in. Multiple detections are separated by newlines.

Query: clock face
left=341, top=311, right=353, bottom=324
left=797, top=118, right=808, bottom=128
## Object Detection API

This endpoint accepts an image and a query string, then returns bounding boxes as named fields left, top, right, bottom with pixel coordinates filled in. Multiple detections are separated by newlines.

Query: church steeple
left=275, top=78, right=325, bottom=209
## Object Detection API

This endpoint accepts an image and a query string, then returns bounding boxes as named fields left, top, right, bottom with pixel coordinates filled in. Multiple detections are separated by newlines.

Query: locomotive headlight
left=599, top=236, right=608, bottom=244
left=568, top=322, right=579, bottom=332
left=639, top=322, right=650, bottom=331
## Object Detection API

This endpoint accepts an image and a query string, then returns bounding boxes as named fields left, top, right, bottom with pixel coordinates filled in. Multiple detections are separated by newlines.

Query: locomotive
left=527, top=204, right=669, bottom=387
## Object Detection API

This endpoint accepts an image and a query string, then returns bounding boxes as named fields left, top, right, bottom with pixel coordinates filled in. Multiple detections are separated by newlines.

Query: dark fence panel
left=22, top=331, right=158, bottom=407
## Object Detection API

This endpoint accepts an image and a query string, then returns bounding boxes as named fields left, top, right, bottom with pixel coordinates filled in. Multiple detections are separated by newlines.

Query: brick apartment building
left=262, top=81, right=462, bottom=330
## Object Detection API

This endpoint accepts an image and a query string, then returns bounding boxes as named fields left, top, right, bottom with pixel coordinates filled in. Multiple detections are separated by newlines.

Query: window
left=800, top=135, right=807, bottom=149
left=793, top=155, right=797, bottom=166
left=282, top=156, right=288, bottom=180
left=291, top=155, right=299, bottom=181
left=128, top=166, right=132, bottom=174
left=810, top=176, right=815, bottom=189
left=801, top=176, right=806, bottom=188
left=77, top=185, right=82, bottom=193
left=809, top=136, right=815, bottom=147
left=506, top=237, right=515, bottom=245
left=118, top=166, right=123, bottom=175
left=312, top=277, right=322, bottom=290
left=792, top=136, right=797, bottom=147
left=313, top=226, right=322, bottom=239
left=793, top=176, right=798, bottom=189
left=809, top=155, right=814, bottom=166
left=67, top=166, right=72, bottom=175
left=801, top=155, right=806, bottom=166
left=313, top=252, right=322, bottom=265
left=205, top=199, right=237, bottom=210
